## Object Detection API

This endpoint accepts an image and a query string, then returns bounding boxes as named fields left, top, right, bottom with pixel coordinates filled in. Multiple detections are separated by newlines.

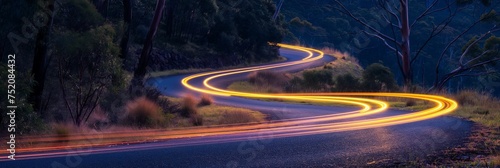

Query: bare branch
left=462, top=50, right=492, bottom=66
left=378, top=0, right=402, bottom=28
left=363, top=30, right=402, bottom=57
left=459, top=28, right=499, bottom=65
left=334, top=0, right=400, bottom=46
left=412, top=8, right=458, bottom=64
left=410, top=0, right=440, bottom=28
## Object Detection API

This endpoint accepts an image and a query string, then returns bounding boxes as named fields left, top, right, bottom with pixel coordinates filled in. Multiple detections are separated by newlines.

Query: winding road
left=2, top=44, right=471, bottom=167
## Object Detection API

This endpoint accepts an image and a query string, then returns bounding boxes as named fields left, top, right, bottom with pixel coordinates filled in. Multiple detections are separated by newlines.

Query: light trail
left=1, top=44, right=458, bottom=160
left=180, top=43, right=458, bottom=137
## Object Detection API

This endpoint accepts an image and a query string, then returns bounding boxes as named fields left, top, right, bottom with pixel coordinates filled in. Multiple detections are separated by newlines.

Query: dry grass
left=197, top=106, right=265, bottom=125
left=124, top=97, right=167, bottom=128
left=190, top=114, right=204, bottom=126
left=165, top=96, right=266, bottom=126
left=247, top=71, right=289, bottom=93
left=447, top=90, right=500, bottom=128
left=180, top=94, right=198, bottom=118
left=321, top=47, right=359, bottom=63
left=199, top=94, right=214, bottom=106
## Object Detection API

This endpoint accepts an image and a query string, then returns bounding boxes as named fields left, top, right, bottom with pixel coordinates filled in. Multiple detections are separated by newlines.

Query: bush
left=301, top=69, right=334, bottom=91
left=362, top=63, right=398, bottom=91
left=334, top=74, right=360, bottom=92
left=180, top=95, right=198, bottom=117
left=124, top=97, right=166, bottom=128
left=199, top=94, right=214, bottom=106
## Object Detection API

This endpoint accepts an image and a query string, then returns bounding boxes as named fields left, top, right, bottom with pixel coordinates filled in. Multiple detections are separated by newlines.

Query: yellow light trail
left=3, top=44, right=458, bottom=159
left=180, top=43, right=459, bottom=137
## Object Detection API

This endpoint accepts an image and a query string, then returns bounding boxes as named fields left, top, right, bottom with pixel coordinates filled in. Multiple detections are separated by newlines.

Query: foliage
left=55, top=0, right=104, bottom=31
left=281, top=0, right=500, bottom=94
left=54, top=24, right=124, bottom=126
left=334, top=74, right=361, bottom=92
left=301, top=69, right=334, bottom=91
left=0, top=64, right=44, bottom=134
left=362, top=63, right=398, bottom=91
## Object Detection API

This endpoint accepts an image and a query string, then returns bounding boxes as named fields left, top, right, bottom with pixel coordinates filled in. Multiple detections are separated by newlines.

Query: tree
left=334, top=0, right=497, bottom=87
left=119, top=0, right=132, bottom=61
left=273, top=0, right=285, bottom=21
left=334, top=0, right=412, bottom=85
left=133, top=0, right=166, bottom=85
left=55, top=25, right=122, bottom=126
left=29, top=0, right=55, bottom=117
left=432, top=32, right=500, bottom=90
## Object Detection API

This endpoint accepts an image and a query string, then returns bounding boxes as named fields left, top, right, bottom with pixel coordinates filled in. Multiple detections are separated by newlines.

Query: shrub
left=334, top=74, right=360, bottom=92
left=362, top=63, right=398, bottom=91
left=124, top=97, right=166, bottom=128
left=190, top=114, right=204, bottom=126
left=301, top=69, right=334, bottom=91
left=248, top=71, right=288, bottom=87
left=199, top=94, right=214, bottom=106
left=180, top=95, right=198, bottom=117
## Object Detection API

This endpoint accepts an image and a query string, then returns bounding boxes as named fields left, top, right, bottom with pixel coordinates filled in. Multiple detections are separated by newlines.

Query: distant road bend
left=2, top=44, right=472, bottom=167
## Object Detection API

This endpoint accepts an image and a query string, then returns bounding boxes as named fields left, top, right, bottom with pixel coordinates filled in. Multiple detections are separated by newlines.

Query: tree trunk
left=132, top=0, right=166, bottom=84
left=165, top=1, right=177, bottom=39
left=30, top=0, right=55, bottom=116
left=273, top=0, right=285, bottom=21
left=400, top=0, right=412, bottom=85
left=119, top=0, right=132, bottom=61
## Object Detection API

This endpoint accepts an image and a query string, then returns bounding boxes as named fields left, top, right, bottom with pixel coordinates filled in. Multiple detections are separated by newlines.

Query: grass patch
left=197, top=105, right=265, bottom=125
left=164, top=96, right=266, bottom=126
left=228, top=81, right=268, bottom=93
left=446, top=90, right=500, bottom=128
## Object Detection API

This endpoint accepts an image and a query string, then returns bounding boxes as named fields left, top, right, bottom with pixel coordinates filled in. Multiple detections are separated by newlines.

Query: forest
left=0, top=0, right=499, bottom=134
left=0, top=0, right=285, bottom=133
left=281, top=0, right=500, bottom=95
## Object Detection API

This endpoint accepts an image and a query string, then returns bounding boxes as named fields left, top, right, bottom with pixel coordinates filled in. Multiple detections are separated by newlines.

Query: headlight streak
left=4, top=44, right=458, bottom=160
left=181, top=43, right=459, bottom=138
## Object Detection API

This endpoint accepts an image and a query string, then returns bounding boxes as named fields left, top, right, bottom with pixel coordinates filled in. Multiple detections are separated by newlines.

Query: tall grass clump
left=180, top=95, right=198, bottom=118
left=199, top=94, right=214, bottom=106
left=124, top=97, right=166, bottom=128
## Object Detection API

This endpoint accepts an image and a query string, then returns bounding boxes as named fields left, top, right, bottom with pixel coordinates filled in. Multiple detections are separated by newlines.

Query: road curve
left=2, top=45, right=472, bottom=167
